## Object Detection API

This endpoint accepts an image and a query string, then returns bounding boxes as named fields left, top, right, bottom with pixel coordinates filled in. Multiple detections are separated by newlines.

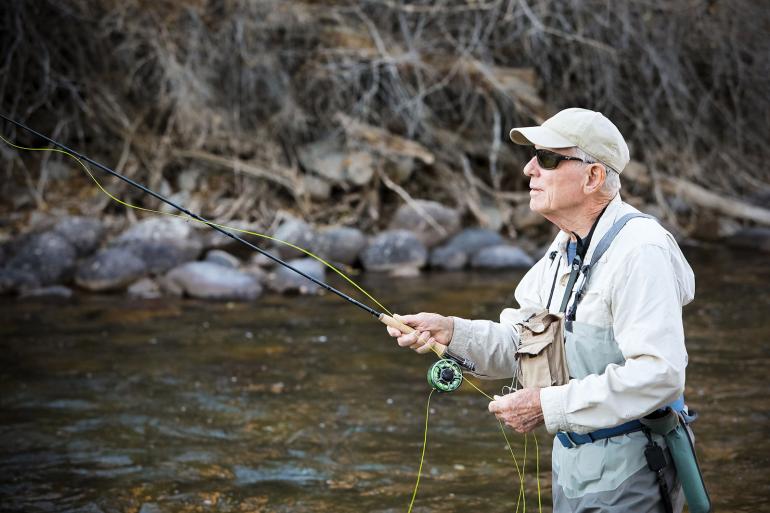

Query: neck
left=546, top=197, right=612, bottom=240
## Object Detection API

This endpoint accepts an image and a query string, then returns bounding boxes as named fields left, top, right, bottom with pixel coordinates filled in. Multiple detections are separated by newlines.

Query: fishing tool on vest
left=426, top=358, right=463, bottom=392
left=640, top=407, right=712, bottom=513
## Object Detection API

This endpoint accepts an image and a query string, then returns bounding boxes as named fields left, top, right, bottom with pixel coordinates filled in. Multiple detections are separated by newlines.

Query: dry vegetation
left=1, top=0, right=768, bottom=241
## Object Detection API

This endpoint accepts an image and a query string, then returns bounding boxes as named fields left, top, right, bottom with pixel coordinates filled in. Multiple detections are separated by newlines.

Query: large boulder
left=5, top=231, right=77, bottom=286
left=446, top=228, right=504, bottom=254
left=204, top=249, right=241, bottom=269
left=388, top=200, right=461, bottom=248
left=53, top=216, right=105, bottom=257
left=429, top=245, right=468, bottom=271
left=267, top=258, right=325, bottom=294
left=127, top=278, right=163, bottom=299
left=112, top=217, right=203, bottom=268
left=116, top=240, right=195, bottom=275
left=430, top=228, right=504, bottom=270
left=75, top=248, right=147, bottom=292
left=271, top=217, right=317, bottom=259
left=314, top=226, right=367, bottom=265
left=203, top=249, right=241, bottom=269
left=164, top=262, right=262, bottom=301
left=470, top=244, right=534, bottom=269
left=360, top=230, right=427, bottom=272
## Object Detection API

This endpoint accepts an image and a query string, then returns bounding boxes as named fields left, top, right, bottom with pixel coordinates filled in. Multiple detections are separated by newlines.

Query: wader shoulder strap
left=558, top=254, right=582, bottom=313
left=566, top=213, right=654, bottom=321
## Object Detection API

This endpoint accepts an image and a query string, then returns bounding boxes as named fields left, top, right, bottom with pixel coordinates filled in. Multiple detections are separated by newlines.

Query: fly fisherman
left=386, top=108, right=705, bottom=512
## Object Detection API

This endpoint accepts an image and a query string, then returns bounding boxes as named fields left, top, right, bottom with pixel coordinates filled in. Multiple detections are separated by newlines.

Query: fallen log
left=171, top=149, right=299, bottom=199
left=334, top=113, right=435, bottom=165
left=623, top=161, right=770, bottom=226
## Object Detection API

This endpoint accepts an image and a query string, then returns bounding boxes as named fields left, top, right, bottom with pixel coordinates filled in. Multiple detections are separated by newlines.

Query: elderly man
left=386, top=108, right=695, bottom=512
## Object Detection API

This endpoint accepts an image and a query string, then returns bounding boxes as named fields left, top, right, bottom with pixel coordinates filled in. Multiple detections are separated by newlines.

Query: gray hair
left=574, top=147, right=621, bottom=196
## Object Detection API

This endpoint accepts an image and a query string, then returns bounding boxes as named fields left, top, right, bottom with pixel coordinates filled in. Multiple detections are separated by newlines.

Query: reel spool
left=427, top=359, right=463, bottom=392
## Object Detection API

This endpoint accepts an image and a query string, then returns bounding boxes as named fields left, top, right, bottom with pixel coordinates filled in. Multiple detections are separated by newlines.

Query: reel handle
left=379, top=313, right=447, bottom=357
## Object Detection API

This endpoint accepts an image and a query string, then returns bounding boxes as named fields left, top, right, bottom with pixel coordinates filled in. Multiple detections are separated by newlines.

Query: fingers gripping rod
left=378, top=314, right=447, bottom=357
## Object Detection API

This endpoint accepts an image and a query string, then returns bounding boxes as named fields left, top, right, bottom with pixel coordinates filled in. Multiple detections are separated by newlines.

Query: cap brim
left=509, top=126, right=574, bottom=148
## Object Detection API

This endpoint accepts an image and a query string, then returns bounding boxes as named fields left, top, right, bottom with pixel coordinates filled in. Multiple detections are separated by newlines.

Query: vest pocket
left=516, top=310, right=570, bottom=388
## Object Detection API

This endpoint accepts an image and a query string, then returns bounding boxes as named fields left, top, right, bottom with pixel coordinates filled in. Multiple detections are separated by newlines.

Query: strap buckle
left=557, top=431, right=579, bottom=448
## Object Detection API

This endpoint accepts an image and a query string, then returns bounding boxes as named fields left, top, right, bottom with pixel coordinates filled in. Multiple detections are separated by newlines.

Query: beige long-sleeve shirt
left=446, top=194, right=694, bottom=434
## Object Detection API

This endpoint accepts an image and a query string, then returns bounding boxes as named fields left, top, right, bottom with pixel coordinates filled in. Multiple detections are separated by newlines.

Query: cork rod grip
left=378, top=313, right=447, bottom=357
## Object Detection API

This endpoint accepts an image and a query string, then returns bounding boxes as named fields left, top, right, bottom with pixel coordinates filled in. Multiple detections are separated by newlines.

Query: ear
left=582, top=164, right=606, bottom=194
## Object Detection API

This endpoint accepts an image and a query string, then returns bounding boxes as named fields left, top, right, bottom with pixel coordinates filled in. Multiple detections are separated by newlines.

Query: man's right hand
left=385, top=312, right=454, bottom=354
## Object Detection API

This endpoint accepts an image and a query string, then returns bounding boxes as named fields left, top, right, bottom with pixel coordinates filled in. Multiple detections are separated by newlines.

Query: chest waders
left=552, top=213, right=711, bottom=513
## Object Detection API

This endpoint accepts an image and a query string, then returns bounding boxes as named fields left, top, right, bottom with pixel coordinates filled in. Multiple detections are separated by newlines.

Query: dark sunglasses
left=533, top=148, right=587, bottom=170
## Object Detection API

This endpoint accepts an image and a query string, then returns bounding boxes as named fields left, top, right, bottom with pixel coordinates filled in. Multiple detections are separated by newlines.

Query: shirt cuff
left=447, top=316, right=474, bottom=357
left=540, top=385, right=569, bottom=434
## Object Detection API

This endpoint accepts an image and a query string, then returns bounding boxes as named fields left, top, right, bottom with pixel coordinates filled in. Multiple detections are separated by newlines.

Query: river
left=0, top=246, right=768, bottom=512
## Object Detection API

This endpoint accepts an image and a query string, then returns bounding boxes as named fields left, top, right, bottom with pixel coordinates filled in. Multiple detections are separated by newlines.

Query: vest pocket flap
left=519, top=312, right=562, bottom=334
left=516, top=338, right=554, bottom=356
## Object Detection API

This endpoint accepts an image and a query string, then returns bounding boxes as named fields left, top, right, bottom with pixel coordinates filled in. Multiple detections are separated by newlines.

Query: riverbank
left=2, top=195, right=769, bottom=302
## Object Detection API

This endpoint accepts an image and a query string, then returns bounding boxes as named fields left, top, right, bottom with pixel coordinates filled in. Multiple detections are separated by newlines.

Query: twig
left=377, top=166, right=447, bottom=237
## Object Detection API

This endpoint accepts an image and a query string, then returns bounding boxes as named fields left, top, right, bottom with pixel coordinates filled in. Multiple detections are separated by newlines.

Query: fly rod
left=0, top=113, right=441, bottom=353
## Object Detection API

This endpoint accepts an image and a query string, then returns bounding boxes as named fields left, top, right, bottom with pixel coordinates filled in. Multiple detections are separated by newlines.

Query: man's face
left=523, top=146, right=588, bottom=216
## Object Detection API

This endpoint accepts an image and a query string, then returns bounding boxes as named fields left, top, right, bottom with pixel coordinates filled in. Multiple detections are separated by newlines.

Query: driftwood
left=624, top=161, right=770, bottom=226
left=334, top=113, right=435, bottom=165
left=171, top=149, right=299, bottom=199
left=377, top=167, right=447, bottom=237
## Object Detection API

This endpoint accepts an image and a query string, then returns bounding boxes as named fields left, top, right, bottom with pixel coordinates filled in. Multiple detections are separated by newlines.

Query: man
left=386, top=108, right=695, bottom=512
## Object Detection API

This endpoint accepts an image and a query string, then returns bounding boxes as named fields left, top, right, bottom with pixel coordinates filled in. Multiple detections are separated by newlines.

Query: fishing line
left=0, top=116, right=541, bottom=512
left=407, top=388, right=434, bottom=513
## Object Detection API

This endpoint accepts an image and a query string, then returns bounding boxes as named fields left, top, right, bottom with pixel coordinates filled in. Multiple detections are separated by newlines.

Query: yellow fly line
left=1, top=132, right=541, bottom=512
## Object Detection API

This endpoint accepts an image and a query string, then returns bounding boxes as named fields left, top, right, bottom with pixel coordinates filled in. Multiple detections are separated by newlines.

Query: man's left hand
left=488, top=388, right=544, bottom=433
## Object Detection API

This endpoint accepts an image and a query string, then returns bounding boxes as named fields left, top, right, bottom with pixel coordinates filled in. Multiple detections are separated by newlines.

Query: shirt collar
left=554, top=193, right=624, bottom=263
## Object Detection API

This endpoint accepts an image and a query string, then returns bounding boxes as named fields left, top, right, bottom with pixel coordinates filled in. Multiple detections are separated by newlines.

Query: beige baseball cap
left=509, top=108, right=630, bottom=173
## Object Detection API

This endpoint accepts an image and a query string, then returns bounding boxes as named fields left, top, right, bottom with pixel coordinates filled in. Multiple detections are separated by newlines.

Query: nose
left=523, top=156, right=539, bottom=177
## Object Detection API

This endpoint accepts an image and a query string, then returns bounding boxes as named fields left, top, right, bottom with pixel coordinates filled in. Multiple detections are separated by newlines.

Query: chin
left=529, top=199, right=546, bottom=214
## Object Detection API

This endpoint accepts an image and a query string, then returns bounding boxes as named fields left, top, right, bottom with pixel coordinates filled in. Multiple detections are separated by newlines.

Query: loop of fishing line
left=0, top=127, right=541, bottom=513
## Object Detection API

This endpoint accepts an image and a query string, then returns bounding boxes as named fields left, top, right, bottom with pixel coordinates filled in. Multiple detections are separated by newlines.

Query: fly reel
left=427, top=359, right=463, bottom=392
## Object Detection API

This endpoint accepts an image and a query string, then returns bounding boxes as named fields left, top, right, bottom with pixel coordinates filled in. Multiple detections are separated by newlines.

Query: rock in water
left=0, top=268, right=40, bottom=295
left=127, top=277, right=162, bottom=299
left=204, top=249, right=241, bottom=269
left=6, top=231, right=77, bottom=285
left=75, top=248, right=147, bottom=291
left=470, top=244, right=534, bottom=269
left=314, top=226, right=366, bottom=265
left=268, top=258, right=325, bottom=294
left=429, top=245, right=468, bottom=270
left=112, top=217, right=202, bottom=271
left=360, top=230, right=427, bottom=272
left=165, top=261, right=262, bottom=301
left=271, top=217, right=317, bottom=259
left=430, top=228, right=505, bottom=270
left=53, top=216, right=105, bottom=257
left=446, top=228, right=504, bottom=254
left=388, top=200, right=461, bottom=248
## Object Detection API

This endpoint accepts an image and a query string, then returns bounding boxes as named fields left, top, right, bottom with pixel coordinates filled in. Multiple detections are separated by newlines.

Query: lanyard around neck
left=552, top=204, right=609, bottom=314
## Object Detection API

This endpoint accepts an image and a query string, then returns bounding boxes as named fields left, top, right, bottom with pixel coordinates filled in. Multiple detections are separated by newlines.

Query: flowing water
left=0, top=246, right=768, bottom=513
